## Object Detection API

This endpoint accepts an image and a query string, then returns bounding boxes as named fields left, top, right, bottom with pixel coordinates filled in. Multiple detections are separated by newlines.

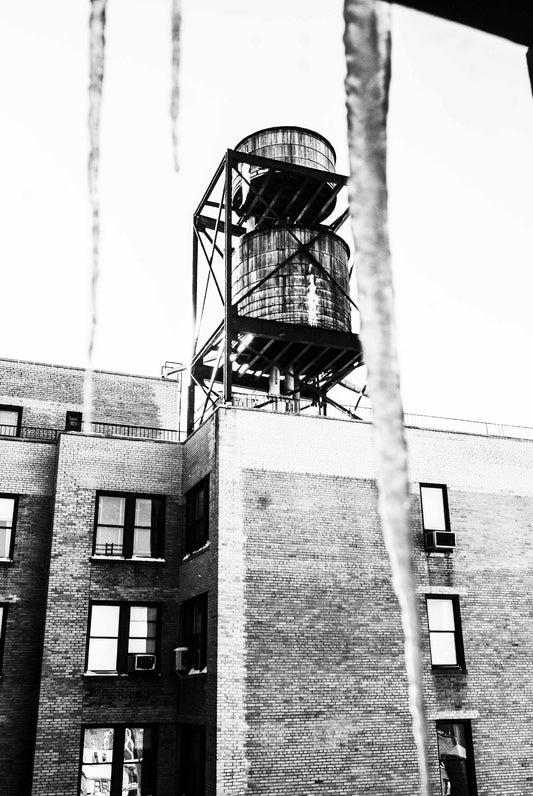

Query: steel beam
left=223, top=153, right=233, bottom=403
left=384, top=1, right=533, bottom=47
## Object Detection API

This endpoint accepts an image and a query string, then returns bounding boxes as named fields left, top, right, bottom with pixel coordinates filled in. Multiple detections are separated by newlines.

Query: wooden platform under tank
left=193, top=314, right=364, bottom=397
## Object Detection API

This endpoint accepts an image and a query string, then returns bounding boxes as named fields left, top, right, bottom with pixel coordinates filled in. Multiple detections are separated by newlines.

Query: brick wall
left=213, top=406, right=533, bottom=796
left=3, top=366, right=533, bottom=796
left=0, top=357, right=180, bottom=430
left=0, top=438, right=56, bottom=796
left=180, top=416, right=218, bottom=795
left=31, top=433, right=183, bottom=796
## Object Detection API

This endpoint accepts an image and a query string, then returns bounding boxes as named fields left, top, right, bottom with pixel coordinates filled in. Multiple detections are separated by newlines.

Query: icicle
left=85, top=0, right=107, bottom=428
left=170, top=0, right=182, bottom=171
left=343, top=3, right=431, bottom=795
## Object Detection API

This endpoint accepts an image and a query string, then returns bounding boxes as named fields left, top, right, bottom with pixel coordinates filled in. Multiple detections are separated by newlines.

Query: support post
left=187, top=226, right=199, bottom=434
left=223, top=152, right=233, bottom=403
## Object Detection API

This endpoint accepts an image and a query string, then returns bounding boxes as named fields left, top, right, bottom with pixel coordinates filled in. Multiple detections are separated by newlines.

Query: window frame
left=0, top=605, right=7, bottom=673
left=426, top=594, right=465, bottom=670
left=65, top=411, right=83, bottom=432
left=0, top=494, right=18, bottom=561
left=0, top=405, right=22, bottom=438
left=85, top=602, right=161, bottom=676
left=184, top=477, right=209, bottom=556
left=436, top=719, right=478, bottom=796
left=79, top=724, right=158, bottom=796
left=93, top=491, right=166, bottom=560
left=419, top=483, right=451, bottom=533
left=181, top=594, right=208, bottom=674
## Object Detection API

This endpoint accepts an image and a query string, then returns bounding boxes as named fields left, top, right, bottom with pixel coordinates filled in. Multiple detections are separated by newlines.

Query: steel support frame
left=188, top=147, right=363, bottom=434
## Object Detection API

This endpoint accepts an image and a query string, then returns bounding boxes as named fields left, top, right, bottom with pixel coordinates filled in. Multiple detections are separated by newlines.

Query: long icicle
left=171, top=0, right=182, bottom=171
left=343, top=2, right=431, bottom=794
left=85, top=0, right=107, bottom=428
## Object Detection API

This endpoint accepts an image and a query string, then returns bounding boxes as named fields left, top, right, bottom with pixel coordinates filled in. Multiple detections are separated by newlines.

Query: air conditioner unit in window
left=425, top=531, right=456, bottom=552
left=134, top=653, right=156, bottom=671
left=173, top=647, right=188, bottom=673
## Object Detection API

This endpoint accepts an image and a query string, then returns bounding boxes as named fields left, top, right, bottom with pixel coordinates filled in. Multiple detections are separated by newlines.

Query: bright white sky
left=1, top=0, right=532, bottom=425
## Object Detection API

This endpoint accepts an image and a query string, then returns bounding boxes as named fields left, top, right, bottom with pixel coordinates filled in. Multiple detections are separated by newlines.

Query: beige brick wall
left=32, top=433, right=183, bottom=796
left=213, top=406, right=533, bottom=796
left=0, top=357, right=180, bottom=431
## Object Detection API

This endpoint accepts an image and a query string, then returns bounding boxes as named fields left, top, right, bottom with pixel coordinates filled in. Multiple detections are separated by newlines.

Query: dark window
left=426, top=596, right=465, bottom=668
left=94, top=493, right=165, bottom=559
left=0, top=495, right=18, bottom=560
left=182, top=594, right=207, bottom=673
left=184, top=477, right=209, bottom=555
left=179, top=724, right=205, bottom=796
left=86, top=603, right=159, bottom=674
left=80, top=726, right=156, bottom=796
left=66, top=411, right=83, bottom=431
left=0, top=405, right=22, bottom=437
left=0, top=605, right=7, bottom=672
left=436, top=720, right=477, bottom=796
left=420, top=483, right=450, bottom=532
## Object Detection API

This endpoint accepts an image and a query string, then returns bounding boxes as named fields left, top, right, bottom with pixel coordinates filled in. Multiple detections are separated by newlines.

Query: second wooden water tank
left=233, top=226, right=351, bottom=332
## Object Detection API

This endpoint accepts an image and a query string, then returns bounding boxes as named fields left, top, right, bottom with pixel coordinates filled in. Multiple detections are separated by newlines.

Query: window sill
left=431, top=665, right=466, bottom=671
left=0, top=559, right=14, bottom=565
left=90, top=556, right=166, bottom=565
left=182, top=541, right=210, bottom=562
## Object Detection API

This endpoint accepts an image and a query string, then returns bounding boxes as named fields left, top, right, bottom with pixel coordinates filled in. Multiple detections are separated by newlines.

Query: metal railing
left=0, top=424, right=59, bottom=442
left=93, top=542, right=123, bottom=557
left=230, top=394, right=533, bottom=441
left=0, top=424, right=18, bottom=437
left=3, top=404, right=532, bottom=443
left=0, top=422, right=182, bottom=443
left=84, top=421, right=181, bottom=441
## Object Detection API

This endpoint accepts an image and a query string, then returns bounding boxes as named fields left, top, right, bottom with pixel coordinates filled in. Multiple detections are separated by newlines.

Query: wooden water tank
left=233, top=226, right=351, bottom=332
left=232, top=127, right=338, bottom=225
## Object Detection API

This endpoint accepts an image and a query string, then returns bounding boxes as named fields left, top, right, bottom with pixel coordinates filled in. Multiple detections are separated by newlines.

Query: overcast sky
left=1, top=0, right=532, bottom=425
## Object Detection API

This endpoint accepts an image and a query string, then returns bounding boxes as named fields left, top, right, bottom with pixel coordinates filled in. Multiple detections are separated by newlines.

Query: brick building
left=0, top=358, right=182, bottom=796
left=1, top=354, right=533, bottom=795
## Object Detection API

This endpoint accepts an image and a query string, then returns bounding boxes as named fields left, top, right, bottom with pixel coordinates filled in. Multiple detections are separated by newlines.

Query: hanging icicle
left=85, top=0, right=107, bottom=427
left=171, top=0, right=182, bottom=171
left=343, top=2, right=431, bottom=795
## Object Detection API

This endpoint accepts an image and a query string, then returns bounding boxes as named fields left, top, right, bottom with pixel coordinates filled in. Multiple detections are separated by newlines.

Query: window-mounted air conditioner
left=134, top=653, right=156, bottom=671
left=425, top=531, right=456, bottom=552
left=173, top=647, right=188, bottom=673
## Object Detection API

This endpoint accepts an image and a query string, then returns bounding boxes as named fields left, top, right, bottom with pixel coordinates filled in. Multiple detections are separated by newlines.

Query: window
left=0, top=495, right=17, bottom=560
left=420, top=483, right=450, bottom=532
left=66, top=411, right=83, bottom=431
left=182, top=594, right=207, bottom=674
left=94, top=493, right=165, bottom=559
left=80, top=726, right=156, bottom=796
left=86, top=604, right=159, bottom=674
left=436, top=720, right=477, bottom=796
left=0, top=405, right=22, bottom=437
left=184, top=477, right=209, bottom=555
left=179, top=725, right=205, bottom=796
left=0, top=605, right=7, bottom=672
left=426, top=596, right=465, bottom=668
left=420, top=483, right=455, bottom=551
